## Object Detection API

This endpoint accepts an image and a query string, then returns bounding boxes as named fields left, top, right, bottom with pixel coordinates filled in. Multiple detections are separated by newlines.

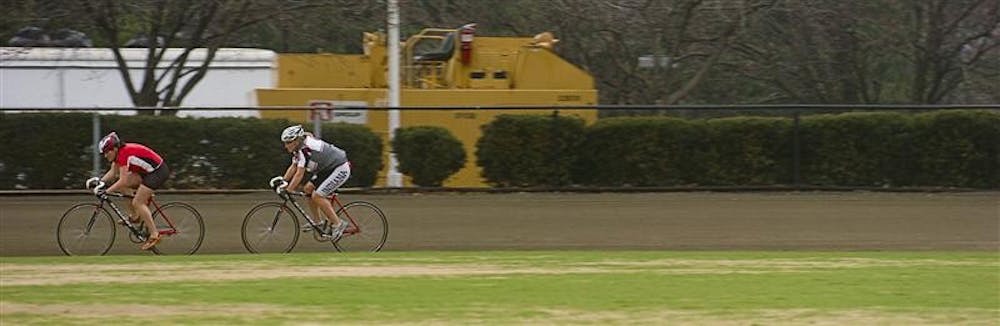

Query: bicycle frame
left=280, top=191, right=360, bottom=236
left=98, top=193, right=178, bottom=237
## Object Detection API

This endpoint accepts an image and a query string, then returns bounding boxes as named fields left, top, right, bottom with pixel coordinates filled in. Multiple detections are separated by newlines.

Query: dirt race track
left=1, top=191, right=997, bottom=256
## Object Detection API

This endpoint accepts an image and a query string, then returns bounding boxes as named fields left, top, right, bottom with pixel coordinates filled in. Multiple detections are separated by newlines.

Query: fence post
left=792, top=111, right=801, bottom=188
left=313, top=114, right=323, bottom=139
left=550, top=110, right=560, bottom=186
left=92, top=113, right=101, bottom=176
left=309, top=101, right=334, bottom=139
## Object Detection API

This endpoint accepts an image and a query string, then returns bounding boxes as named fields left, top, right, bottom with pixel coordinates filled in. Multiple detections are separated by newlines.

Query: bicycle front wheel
left=150, top=202, right=205, bottom=255
left=334, top=201, right=388, bottom=252
left=242, top=202, right=300, bottom=253
left=57, top=203, right=116, bottom=256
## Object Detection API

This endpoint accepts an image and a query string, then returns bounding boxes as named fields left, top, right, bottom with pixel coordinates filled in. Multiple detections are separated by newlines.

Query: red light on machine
left=459, top=23, right=476, bottom=65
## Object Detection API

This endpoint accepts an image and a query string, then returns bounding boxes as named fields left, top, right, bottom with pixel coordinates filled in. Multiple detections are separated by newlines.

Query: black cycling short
left=141, top=163, right=170, bottom=190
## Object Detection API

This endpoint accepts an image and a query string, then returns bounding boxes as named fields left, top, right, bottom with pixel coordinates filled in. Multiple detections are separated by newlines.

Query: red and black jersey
left=114, top=143, right=163, bottom=174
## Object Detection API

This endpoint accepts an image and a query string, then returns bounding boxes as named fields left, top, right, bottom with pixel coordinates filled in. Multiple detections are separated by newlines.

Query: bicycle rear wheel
left=333, top=201, right=388, bottom=252
left=57, top=203, right=116, bottom=256
left=150, top=202, right=205, bottom=255
left=242, top=202, right=300, bottom=253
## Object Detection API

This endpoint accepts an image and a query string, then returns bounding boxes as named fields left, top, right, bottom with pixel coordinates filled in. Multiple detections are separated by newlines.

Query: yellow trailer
left=256, top=25, right=597, bottom=187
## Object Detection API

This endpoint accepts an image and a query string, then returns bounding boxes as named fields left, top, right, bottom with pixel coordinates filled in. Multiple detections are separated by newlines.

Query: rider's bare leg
left=309, top=189, right=341, bottom=226
left=132, top=185, right=158, bottom=240
left=303, top=183, right=322, bottom=224
left=119, top=173, right=142, bottom=222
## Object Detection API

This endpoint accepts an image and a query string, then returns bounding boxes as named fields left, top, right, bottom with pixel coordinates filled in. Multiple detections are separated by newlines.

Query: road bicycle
left=241, top=177, right=388, bottom=253
left=56, top=179, right=206, bottom=255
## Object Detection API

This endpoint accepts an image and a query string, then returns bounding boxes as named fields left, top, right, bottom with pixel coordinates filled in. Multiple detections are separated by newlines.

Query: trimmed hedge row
left=3, top=110, right=996, bottom=189
left=476, top=110, right=1000, bottom=188
left=0, top=113, right=383, bottom=189
left=476, top=114, right=586, bottom=187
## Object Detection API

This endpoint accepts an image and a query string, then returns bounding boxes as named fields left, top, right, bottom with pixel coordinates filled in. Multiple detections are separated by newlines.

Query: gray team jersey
left=292, top=136, right=348, bottom=173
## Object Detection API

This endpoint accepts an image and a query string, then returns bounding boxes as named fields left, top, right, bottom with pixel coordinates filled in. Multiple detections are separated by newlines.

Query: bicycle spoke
left=57, top=204, right=116, bottom=256
left=150, top=202, right=205, bottom=255
left=334, top=201, right=388, bottom=252
left=242, top=202, right=299, bottom=253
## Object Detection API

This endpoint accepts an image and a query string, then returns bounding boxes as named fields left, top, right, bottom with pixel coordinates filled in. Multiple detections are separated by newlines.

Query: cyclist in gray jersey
left=278, top=125, right=352, bottom=240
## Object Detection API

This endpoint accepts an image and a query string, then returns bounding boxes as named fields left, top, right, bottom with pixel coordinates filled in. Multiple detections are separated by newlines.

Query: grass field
left=2, top=251, right=997, bottom=325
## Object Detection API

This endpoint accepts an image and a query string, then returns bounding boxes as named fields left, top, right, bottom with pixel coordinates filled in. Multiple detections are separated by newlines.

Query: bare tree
left=731, top=0, right=998, bottom=104
left=71, top=0, right=329, bottom=115
left=245, top=0, right=382, bottom=53
left=899, top=0, right=999, bottom=103
left=539, top=0, right=774, bottom=106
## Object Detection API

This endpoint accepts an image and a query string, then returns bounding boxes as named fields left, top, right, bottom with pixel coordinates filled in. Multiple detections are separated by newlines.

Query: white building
left=0, top=47, right=276, bottom=117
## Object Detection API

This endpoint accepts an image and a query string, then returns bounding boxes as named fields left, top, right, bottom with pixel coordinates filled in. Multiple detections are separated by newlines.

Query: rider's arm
left=105, top=165, right=130, bottom=193
left=287, top=166, right=306, bottom=192
left=99, top=164, right=118, bottom=184
left=282, top=163, right=296, bottom=182
left=283, top=150, right=307, bottom=191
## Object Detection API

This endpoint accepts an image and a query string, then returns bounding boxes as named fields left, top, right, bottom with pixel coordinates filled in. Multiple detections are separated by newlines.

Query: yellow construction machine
left=256, top=24, right=597, bottom=187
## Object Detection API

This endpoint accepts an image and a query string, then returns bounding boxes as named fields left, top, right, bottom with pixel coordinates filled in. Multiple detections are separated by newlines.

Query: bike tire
left=57, top=203, right=116, bottom=256
left=333, top=201, right=388, bottom=252
left=150, top=202, right=205, bottom=255
left=242, top=202, right=300, bottom=253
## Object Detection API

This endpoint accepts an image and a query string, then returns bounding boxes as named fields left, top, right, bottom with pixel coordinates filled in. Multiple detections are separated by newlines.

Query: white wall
left=0, top=47, right=276, bottom=117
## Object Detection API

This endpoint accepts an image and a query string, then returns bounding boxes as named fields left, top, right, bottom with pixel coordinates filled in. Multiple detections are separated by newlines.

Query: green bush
left=575, top=117, right=707, bottom=186
left=391, top=126, right=466, bottom=187
left=320, top=123, right=385, bottom=188
left=798, top=112, right=914, bottom=187
left=702, top=117, right=793, bottom=185
left=0, top=113, right=383, bottom=189
left=0, top=113, right=94, bottom=189
left=476, top=114, right=586, bottom=187
left=909, top=110, right=1000, bottom=188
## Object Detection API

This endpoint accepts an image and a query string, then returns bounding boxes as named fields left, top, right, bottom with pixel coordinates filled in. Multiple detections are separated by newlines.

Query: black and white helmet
left=280, top=125, right=305, bottom=142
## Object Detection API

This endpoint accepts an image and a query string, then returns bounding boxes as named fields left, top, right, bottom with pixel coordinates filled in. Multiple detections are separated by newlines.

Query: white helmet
left=280, top=125, right=305, bottom=142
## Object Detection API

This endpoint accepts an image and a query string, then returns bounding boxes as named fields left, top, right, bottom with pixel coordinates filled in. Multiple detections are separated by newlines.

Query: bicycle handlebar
left=85, top=177, right=108, bottom=198
left=266, top=177, right=333, bottom=199
left=269, top=176, right=289, bottom=195
left=82, top=178, right=136, bottom=200
left=85, top=177, right=103, bottom=190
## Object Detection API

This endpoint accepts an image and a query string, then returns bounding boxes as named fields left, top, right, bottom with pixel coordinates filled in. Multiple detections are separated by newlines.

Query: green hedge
left=575, top=117, right=707, bottom=186
left=797, top=110, right=1000, bottom=188
left=476, top=114, right=586, bottom=187
left=702, top=117, right=793, bottom=185
left=908, top=110, right=1000, bottom=188
left=391, top=126, right=466, bottom=186
left=0, top=113, right=95, bottom=189
left=798, top=112, right=914, bottom=186
left=0, top=113, right=383, bottom=189
left=4, top=110, right=997, bottom=189
left=476, top=110, right=999, bottom=188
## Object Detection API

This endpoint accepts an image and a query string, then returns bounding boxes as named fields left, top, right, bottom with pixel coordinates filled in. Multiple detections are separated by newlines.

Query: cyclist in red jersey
left=94, top=132, right=170, bottom=250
